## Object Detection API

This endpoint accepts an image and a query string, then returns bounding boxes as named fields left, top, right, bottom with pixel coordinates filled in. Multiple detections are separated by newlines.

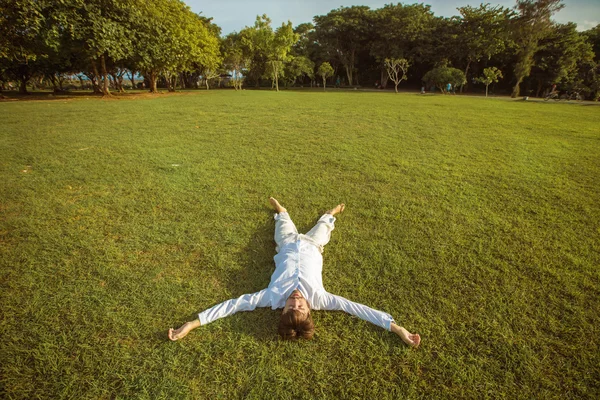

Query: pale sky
left=184, top=0, right=600, bottom=34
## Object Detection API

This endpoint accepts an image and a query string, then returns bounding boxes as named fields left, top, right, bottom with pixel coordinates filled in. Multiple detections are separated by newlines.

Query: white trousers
left=274, top=212, right=336, bottom=253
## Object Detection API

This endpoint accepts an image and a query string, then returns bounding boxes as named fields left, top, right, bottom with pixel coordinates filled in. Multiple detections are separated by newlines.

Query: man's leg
left=304, top=204, right=345, bottom=248
left=270, top=197, right=298, bottom=249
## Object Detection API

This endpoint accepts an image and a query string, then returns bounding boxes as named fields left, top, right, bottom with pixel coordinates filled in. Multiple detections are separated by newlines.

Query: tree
left=384, top=58, right=409, bottom=93
left=582, top=24, right=600, bottom=100
left=456, top=4, right=513, bottom=92
left=314, top=6, right=373, bottom=86
left=0, top=0, right=64, bottom=93
left=222, top=32, right=248, bottom=90
left=268, top=21, right=298, bottom=91
left=317, top=62, right=334, bottom=90
left=239, top=15, right=272, bottom=87
left=511, top=0, right=564, bottom=97
left=69, top=0, right=137, bottom=95
left=475, top=67, right=503, bottom=97
left=370, top=3, right=435, bottom=87
left=283, top=56, right=314, bottom=87
left=134, top=0, right=220, bottom=93
left=530, top=22, right=594, bottom=96
left=422, top=66, right=466, bottom=93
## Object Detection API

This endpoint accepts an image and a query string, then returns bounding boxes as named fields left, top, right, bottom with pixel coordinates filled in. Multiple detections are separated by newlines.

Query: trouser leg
left=274, top=212, right=298, bottom=250
left=304, top=214, right=336, bottom=248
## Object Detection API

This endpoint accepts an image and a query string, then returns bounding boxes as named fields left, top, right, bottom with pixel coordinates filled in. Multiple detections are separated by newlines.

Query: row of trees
left=0, top=0, right=221, bottom=95
left=1, top=0, right=600, bottom=99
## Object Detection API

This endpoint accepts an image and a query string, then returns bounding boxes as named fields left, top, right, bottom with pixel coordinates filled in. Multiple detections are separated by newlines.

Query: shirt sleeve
left=314, top=291, right=395, bottom=331
left=198, top=289, right=271, bottom=326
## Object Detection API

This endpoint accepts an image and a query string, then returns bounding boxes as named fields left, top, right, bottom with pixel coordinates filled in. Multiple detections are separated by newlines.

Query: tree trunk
left=90, top=59, right=102, bottom=94
left=381, top=68, right=389, bottom=89
left=149, top=72, right=158, bottom=93
left=57, top=74, right=65, bottom=91
left=118, top=74, right=125, bottom=92
left=100, top=55, right=110, bottom=96
left=111, top=73, right=123, bottom=93
left=535, top=80, right=543, bottom=98
left=511, top=77, right=522, bottom=98
left=19, top=78, right=28, bottom=94
left=395, top=82, right=399, bottom=93
left=344, top=65, right=352, bottom=87
left=129, top=70, right=135, bottom=89
left=461, top=60, right=472, bottom=93
left=485, top=84, right=489, bottom=97
left=48, top=74, right=58, bottom=92
left=322, top=77, right=326, bottom=91
left=206, top=78, right=209, bottom=90
left=275, top=66, right=279, bottom=92
left=168, top=75, right=177, bottom=92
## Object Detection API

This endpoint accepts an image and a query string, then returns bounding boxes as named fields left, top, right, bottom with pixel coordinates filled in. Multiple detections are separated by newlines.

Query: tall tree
left=134, top=0, right=220, bottom=93
left=456, top=4, right=513, bottom=92
left=530, top=22, right=594, bottom=96
left=582, top=25, right=600, bottom=100
left=0, top=0, right=62, bottom=93
left=268, top=21, right=298, bottom=91
left=239, top=15, right=273, bottom=87
left=370, top=3, right=435, bottom=87
left=314, top=6, right=372, bottom=86
left=511, top=0, right=564, bottom=97
left=223, top=32, right=249, bottom=90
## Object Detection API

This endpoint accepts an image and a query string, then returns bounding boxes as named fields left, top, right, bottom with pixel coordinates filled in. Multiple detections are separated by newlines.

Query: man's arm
left=168, top=289, right=270, bottom=341
left=316, top=292, right=420, bottom=347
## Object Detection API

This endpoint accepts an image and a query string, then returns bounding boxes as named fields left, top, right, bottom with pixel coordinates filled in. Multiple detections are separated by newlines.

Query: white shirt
left=198, top=237, right=395, bottom=331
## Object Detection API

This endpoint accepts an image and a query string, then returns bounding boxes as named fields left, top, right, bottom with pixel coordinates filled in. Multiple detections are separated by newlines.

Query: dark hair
left=278, top=310, right=315, bottom=340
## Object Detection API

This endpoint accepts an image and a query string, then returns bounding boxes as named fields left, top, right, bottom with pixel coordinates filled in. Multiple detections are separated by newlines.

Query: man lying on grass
left=168, top=198, right=421, bottom=348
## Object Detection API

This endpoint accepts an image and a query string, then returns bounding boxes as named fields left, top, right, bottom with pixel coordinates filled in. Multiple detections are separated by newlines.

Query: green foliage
left=370, top=3, right=436, bottom=63
left=475, top=67, right=503, bottom=96
left=3, top=1, right=600, bottom=97
left=317, top=61, right=334, bottom=89
left=422, top=66, right=466, bottom=93
left=283, top=56, right=314, bottom=87
left=314, top=6, right=373, bottom=85
left=530, top=22, right=594, bottom=97
left=511, top=0, right=565, bottom=97
left=135, top=0, right=220, bottom=93
left=0, top=0, right=65, bottom=92
left=222, top=32, right=248, bottom=90
left=457, top=4, right=513, bottom=61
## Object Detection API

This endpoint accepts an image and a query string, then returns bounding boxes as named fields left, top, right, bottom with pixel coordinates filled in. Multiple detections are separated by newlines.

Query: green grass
left=1, top=90, right=599, bottom=399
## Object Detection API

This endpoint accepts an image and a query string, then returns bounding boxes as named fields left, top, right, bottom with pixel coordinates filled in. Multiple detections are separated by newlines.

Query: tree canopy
left=1, top=0, right=598, bottom=99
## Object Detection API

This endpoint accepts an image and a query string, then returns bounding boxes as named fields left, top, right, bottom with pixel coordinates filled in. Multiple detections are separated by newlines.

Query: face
left=283, top=289, right=309, bottom=317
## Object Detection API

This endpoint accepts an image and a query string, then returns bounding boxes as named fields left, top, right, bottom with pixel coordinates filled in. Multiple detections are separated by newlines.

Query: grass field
left=1, top=90, right=599, bottom=399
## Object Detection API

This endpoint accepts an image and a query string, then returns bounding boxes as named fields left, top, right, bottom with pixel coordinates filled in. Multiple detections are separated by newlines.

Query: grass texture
left=1, top=90, right=599, bottom=399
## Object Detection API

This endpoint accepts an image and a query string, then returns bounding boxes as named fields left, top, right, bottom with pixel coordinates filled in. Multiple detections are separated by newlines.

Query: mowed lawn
left=0, top=90, right=599, bottom=399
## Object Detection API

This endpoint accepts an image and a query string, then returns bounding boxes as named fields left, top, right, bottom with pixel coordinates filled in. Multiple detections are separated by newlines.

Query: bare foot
left=168, top=320, right=199, bottom=341
left=327, top=203, right=345, bottom=216
left=269, top=197, right=287, bottom=213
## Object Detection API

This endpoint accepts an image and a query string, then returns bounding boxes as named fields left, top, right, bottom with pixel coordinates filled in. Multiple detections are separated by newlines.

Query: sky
left=184, top=0, right=600, bottom=35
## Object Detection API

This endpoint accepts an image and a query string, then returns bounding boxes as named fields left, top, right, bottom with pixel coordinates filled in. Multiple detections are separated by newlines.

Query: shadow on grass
left=221, top=210, right=279, bottom=341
